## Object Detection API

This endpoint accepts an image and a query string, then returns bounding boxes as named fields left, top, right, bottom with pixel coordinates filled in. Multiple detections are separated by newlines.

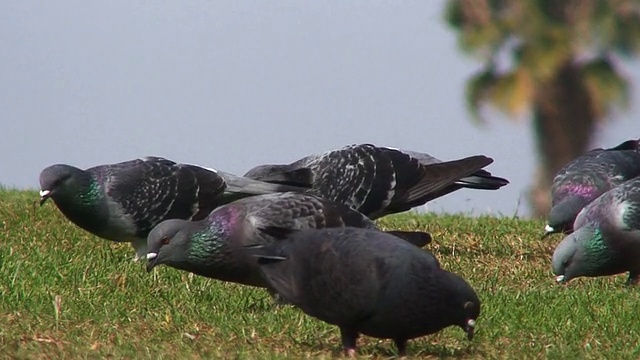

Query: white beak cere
left=147, top=252, right=158, bottom=260
left=556, top=275, right=565, bottom=283
left=40, top=190, right=51, bottom=197
left=544, top=224, right=555, bottom=233
left=467, top=319, right=476, bottom=328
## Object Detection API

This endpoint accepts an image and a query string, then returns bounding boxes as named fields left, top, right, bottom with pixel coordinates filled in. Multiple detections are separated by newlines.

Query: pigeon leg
left=626, top=271, right=640, bottom=286
left=393, top=338, right=407, bottom=357
left=131, top=239, right=148, bottom=262
left=339, top=327, right=358, bottom=357
left=267, top=287, right=292, bottom=305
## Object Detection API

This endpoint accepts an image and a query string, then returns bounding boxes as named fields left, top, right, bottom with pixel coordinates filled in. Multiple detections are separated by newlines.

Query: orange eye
left=161, top=237, right=170, bottom=245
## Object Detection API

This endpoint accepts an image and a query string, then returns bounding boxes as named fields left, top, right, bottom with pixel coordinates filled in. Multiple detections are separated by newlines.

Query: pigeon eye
left=161, top=237, right=170, bottom=245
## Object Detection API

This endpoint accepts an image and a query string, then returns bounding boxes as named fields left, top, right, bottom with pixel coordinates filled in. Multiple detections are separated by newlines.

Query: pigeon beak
left=465, top=319, right=476, bottom=340
left=541, top=224, right=555, bottom=239
left=555, top=274, right=566, bottom=284
left=146, top=252, right=158, bottom=272
left=39, top=190, right=52, bottom=206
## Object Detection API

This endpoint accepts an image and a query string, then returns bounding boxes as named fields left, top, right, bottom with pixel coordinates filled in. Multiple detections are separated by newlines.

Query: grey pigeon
left=249, top=226, right=480, bottom=357
left=552, top=175, right=640, bottom=285
left=39, top=157, right=306, bottom=260
left=545, top=139, right=640, bottom=237
left=243, top=144, right=509, bottom=219
left=146, top=192, right=431, bottom=291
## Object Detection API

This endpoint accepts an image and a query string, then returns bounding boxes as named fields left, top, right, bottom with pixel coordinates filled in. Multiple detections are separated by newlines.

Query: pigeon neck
left=187, top=209, right=239, bottom=263
left=54, top=170, right=100, bottom=204
left=54, top=173, right=106, bottom=231
left=579, top=228, right=614, bottom=274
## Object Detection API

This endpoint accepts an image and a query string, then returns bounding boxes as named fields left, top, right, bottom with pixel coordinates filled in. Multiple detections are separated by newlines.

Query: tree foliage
left=447, top=0, right=639, bottom=121
left=445, top=0, right=640, bottom=216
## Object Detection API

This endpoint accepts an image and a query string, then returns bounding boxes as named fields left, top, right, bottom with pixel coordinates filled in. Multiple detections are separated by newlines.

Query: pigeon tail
left=404, top=155, right=494, bottom=205
left=243, top=165, right=314, bottom=188
left=455, top=171, right=510, bottom=190
left=218, top=171, right=309, bottom=195
left=609, top=139, right=640, bottom=151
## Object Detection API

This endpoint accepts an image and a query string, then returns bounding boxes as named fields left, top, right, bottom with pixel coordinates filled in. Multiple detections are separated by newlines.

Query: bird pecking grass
left=2, top=189, right=640, bottom=359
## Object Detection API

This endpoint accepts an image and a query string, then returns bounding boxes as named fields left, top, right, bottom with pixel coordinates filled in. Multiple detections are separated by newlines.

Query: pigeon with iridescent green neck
left=249, top=226, right=480, bottom=357
left=552, top=175, right=640, bottom=285
left=146, top=192, right=431, bottom=289
left=39, top=157, right=307, bottom=260
left=244, top=144, right=509, bottom=219
left=545, top=139, right=640, bottom=237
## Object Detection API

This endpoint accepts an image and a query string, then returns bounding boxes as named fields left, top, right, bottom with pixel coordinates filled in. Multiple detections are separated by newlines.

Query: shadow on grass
left=292, top=337, right=480, bottom=358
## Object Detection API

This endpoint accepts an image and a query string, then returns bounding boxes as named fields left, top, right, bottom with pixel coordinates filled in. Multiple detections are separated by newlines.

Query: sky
left=2, top=1, right=639, bottom=218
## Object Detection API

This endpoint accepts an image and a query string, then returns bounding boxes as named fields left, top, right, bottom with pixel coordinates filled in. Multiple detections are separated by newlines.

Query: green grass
left=2, top=189, right=640, bottom=359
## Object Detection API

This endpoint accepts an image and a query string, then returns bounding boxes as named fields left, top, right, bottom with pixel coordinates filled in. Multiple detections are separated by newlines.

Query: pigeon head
left=552, top=225, right=613, bottom=284
left=146, top=219, right=194, bottom=272
left=445, top=271, right=481, bottom=340
left=544, top=195, right=589, bottom=237
left=38, top=164, right=89, bottom=206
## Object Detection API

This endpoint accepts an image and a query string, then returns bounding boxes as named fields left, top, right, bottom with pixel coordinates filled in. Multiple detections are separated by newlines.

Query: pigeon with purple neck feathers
left=552, top=175, right=640, bottom=285
left=249, top=226, right=480, bottom=357
left=545, top=139, right=640, bottom=237
left=243, top=144, right=509, bottom=219
left=145, top=192, right=431, bottom=291
left=39, top=157, right=306, bottom=260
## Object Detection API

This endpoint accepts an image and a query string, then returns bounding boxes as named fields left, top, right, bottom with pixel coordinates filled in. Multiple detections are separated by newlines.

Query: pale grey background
left=2, top=1, right=639, bottom=217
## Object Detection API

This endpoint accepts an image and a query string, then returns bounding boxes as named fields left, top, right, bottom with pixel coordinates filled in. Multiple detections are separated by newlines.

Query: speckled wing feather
left=239, top=192, right=377, bottom=235
left=306, top=144, right=495, bottom=218
left=96, top=157, right=226, bottom=238
left=548, top=140, right=640, bottom=233
left=244, top=144, right=507, bottom=219
left=574, top=176, right=640, bottom=232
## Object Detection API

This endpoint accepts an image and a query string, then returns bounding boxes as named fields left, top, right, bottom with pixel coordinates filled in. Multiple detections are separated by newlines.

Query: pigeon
left=552, top=175, right=640, bottom=285
left=39, top=157, right=307, bottom=260
left=249, top=226, right=480, bottom=357
left=146, top=192, right=431, bottom=291
left=243, top=144, right=509, bottom=219
left=545, top=139, right=640, bottom=237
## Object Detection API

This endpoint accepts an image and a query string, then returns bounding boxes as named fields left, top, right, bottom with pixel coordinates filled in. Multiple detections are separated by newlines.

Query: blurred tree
left=446, top=0, right=640, bottom=216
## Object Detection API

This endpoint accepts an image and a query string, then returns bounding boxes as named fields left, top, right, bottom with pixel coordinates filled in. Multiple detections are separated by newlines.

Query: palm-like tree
left=446, top=0, right=640, bottom=216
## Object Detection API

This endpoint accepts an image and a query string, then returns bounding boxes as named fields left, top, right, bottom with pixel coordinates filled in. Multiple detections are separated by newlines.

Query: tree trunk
left=529, top=60, right=597, bottom=217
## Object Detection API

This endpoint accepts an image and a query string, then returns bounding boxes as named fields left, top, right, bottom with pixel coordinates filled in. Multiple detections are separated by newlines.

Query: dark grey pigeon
left=552, top=175, right=640, bottom=285
left=249, top=226, right=480, bottom=357
left=39, top=157, right=307, bottom=260
left=545, top=139, right=640, bottom=237
left=243, top=144, right=509, bottom=219
left=146, top=192, right=431, bottom=291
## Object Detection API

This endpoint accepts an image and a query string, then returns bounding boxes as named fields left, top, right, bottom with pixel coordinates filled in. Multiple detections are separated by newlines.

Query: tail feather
left=608, top=139, right=640, bottom=151
left=455, top=172, right=510, bottom=190
left=219, top=171, right=309, bottom=195
left=244, top=166, right=314, bottom=188
left=405, top=156, right=494, bottom=204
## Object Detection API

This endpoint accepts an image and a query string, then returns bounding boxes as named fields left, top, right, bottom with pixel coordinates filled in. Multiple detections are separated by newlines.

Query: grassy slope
left=1, top=189, right=639, bottom=359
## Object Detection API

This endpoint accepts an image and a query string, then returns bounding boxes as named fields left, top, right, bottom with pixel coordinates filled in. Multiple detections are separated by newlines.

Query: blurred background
left=2, top=1, right=639, bottom=218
